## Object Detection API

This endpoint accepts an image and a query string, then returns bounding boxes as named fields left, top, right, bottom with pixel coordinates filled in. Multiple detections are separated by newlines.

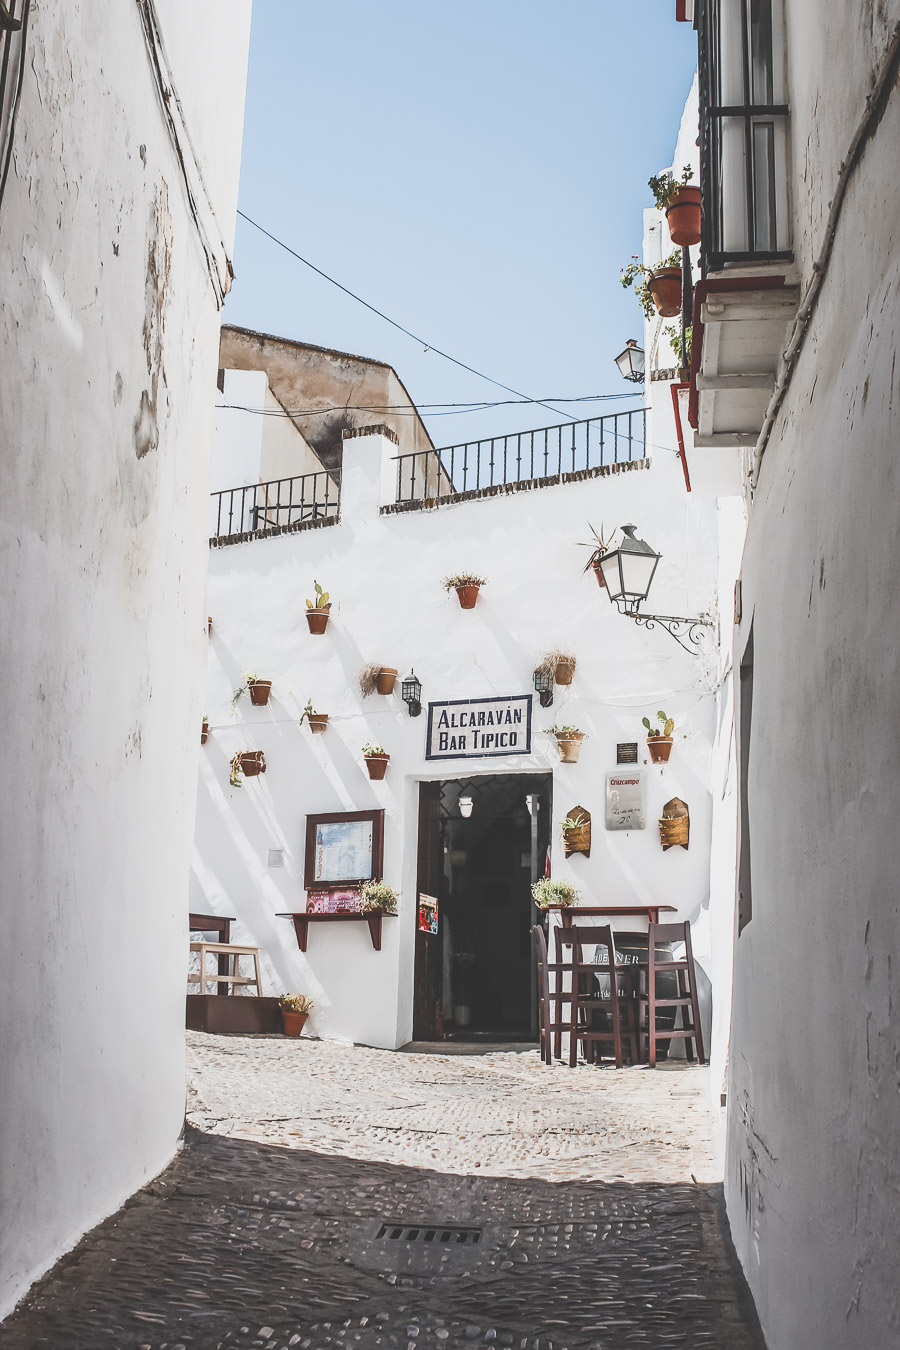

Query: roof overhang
left=675, top=0, right=695, bottom=21
left=687, top=274, right=800, bottom=448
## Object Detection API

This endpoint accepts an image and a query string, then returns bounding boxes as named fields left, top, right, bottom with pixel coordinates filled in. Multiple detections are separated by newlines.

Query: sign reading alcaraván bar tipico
left=425, top=695, right=532, bottom=760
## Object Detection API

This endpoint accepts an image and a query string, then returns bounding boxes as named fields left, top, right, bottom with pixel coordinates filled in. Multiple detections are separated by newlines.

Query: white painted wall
left=196, top=410, right=729, bottom=1049
left=722, top=5, right=900, bottom=1348
left=0, top=0, right=250, bottom=1320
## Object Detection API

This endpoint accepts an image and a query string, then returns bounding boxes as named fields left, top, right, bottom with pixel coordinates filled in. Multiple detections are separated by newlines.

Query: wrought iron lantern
left=614, top=339, right=645, bottom=384
left=533, top=667, right=554, bottom=708
left=400, top=669, right=422, bottom=717
left=458, top=793, right=474, bottom=818
left=600, top=524, right=713, bottom=653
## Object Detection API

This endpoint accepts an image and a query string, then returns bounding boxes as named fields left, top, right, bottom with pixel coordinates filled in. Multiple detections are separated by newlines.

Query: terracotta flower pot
left=592, top=560, right=606, bottom=589
left=240, top=751, right=266, bottom=777
left=306, top=608, right=330, bottom=635
left=375, top=668, right=398, bottom=695
left=648, top=268, right=682, bottom=318
left=647, top=736, right=674, bottom=764
left=201, top=719, right=209, bottom=745
left=282, top=1010, right=309, bottom=1037
left=248, top=680, right=272, bottom=706
left=555, top=659, right=576, bottom=686
left=666, top=185, right=702, bottom=247
left=208, top=617, right=213, bottom=636
left=308, top=713, right=328, bottom=734
left=455, top=584, right=480, bottom=609
left=555, top=733, right=584, bottom=764
left=365, top=753, right=389, bottom=780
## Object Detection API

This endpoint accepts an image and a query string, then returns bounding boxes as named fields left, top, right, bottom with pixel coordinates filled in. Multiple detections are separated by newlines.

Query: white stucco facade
left=0, top=0, right=251, bottom=1320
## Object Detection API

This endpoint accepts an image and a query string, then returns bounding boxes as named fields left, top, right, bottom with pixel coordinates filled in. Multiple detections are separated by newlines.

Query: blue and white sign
left=425, top=695, right=532, bottom=760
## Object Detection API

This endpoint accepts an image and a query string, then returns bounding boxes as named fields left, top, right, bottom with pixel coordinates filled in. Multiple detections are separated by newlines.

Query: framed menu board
left=304, top=809, right=384, bottom=889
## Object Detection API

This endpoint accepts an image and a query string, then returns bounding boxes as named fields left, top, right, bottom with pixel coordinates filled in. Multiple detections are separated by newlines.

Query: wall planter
left=665, top=185, right=702, bottom=247
left=561, top=806, right=591, bottom=858
left=647, top=736, right=674, bottom=764
left=444, top=572, right=486, bottom=609
left=591, top=561, right=605, bottom=588
left=647, top=268, right=682, bottom=318
left=240, top=751, right=266, bottom=777
left=555, top=656, right=576, bottom=686
left=306, top=580, right=331, bottom=634
left=208, top=616, right=213, bottom=636
left=363, top=745, right=390, bottom=780
left=554, top=730, right=585, bottom=763
left=308, top=712, right=328, bottom=735
left=201, top=718, right=209, bottom=745
left=376, top=667, right=398, bottom=695
left=248, top=679, right=272, bottom=706
left=659, top=797, right=690, bottom=851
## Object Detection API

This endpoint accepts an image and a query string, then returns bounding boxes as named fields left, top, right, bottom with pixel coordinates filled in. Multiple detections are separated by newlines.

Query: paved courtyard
left=4, top=1035, right=763, bottom=1349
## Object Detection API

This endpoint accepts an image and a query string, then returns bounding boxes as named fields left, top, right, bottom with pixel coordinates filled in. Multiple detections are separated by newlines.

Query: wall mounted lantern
left=533, top=667, right=554, bottom=708
left=458, top=793, right=474, bottom=818
left=401, top=669, right=422, bottom=717
left=600, top=524, right=714, bottom=653
left=614, top=339, right=645, bottom=384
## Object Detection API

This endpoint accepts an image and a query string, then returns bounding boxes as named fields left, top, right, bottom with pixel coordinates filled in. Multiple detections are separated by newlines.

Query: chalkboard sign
left=617, top=742, right=639, bottom=764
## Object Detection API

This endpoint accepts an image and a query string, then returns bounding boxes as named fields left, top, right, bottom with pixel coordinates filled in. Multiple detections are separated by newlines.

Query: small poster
left=306, top=887, right=362, bottom=914
left=606, top=771, right=646, bottom=830
left=417, top=893, right=439, bottom=934
left=617, top=742, right=639, bottom=764
left=313, top=818, right=374, bottom=883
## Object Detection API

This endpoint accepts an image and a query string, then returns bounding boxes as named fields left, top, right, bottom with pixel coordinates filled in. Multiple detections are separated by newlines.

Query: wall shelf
left=278, top=911, right=392, bottom=952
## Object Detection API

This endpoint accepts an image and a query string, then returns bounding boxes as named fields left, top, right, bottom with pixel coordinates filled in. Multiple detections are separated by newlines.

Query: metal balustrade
left=394, top=409, right=647, bottom=506
left=210, top=469, right=340, bottom=540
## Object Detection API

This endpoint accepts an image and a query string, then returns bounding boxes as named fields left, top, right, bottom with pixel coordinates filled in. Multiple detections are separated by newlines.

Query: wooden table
left=278, top=911, right=391, bottom=952
left=189, top=913, right=236, bottom=995
left=545, top=904, right=677, bottom=926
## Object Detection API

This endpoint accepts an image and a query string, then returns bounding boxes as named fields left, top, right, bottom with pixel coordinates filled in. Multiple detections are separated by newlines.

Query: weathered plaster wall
left=218, top=325, right=435, bottom=469
left=725, top=9, right=900, bottom=1347
left=0, top=0, right=250, bottom=1319
left=195, top=419, right=726, bottom=1050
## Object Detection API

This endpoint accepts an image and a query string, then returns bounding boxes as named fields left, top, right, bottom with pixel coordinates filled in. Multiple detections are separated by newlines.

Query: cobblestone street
left=4, top=1036, right=763, bottom=1349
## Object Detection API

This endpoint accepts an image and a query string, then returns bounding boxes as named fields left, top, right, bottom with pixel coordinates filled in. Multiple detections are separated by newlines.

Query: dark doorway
left=413, top=773, right=553, bottom=1041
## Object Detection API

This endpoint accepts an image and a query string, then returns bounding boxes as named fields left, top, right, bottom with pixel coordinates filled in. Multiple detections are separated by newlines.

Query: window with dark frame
left=698, top=0, right=791, bottom=271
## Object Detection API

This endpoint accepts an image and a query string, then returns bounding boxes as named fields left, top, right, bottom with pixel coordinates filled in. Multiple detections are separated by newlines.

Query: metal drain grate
left=374, top=1223, right=482, bottom=1246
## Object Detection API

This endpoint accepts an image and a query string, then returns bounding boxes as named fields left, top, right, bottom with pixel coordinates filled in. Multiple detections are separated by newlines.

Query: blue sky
left=224, top=2, right=697, bottom=447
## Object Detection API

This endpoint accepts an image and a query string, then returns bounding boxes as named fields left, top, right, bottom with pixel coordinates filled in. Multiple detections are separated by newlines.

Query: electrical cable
left=217, top=392, right=642, bottom=418
left=0, top=0, right=30, bottom=226
left=236, top=208, right=580, bottom=423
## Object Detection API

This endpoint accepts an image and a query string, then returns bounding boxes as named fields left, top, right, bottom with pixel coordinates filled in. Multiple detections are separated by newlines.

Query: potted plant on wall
left=232, top=674, right=273, bottom=707
left=547, top=725, right=586, bottom=764
left=531, top=878, right=579, bottom=910
left=580, top=523, right=615, bottom=588
left=229, top=750, right=266, bottom=786
left=537, top=650, right=577, bottom=686
left=643, top=711, right=675, bottom=763
left=359, top=664, right=398, bottom=697
left=279, top=993, right=314, bottom=1037
left=201, top=716, right=209, bottom=745
left=621, top=249, right=682, bottom=319
left=649, top=165, right=701, bottom=247
left=305, top=580, right=331, bottom=634
left=359, top=880, right=399, bottom=915
left=300, top=699, right=328, bottom=734
left=443, top=572, right=486, bottom=609
left=362, top=743, right=390, bottom=780
left=560, top=808, right=591, bottom=858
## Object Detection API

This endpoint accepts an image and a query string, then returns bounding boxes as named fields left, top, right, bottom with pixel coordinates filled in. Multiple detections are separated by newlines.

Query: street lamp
left=401, top=669, right=422, bottom=717
left=533, top=667, right=554, bottom=709
left=614, top=339, right=645, bottom=384
left=599, top=524, right=713, bottom=653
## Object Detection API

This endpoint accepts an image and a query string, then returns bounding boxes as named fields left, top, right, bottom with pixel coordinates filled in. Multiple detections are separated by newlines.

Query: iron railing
left=210, top=469, right=340, bottom=539
left=394, top=409, right=646, bottom=505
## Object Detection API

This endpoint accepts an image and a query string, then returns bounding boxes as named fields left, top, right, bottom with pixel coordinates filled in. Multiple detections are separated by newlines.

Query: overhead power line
left=217, top=392, right=642, bottom=420
left=236, top=209, right=579, bottom=422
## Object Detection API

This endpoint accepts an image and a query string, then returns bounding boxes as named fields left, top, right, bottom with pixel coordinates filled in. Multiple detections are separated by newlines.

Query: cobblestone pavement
left=3, top=1036, right=763, bottom=1350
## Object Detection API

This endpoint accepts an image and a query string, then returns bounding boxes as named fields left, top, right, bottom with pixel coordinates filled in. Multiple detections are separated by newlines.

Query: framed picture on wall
left=304, top=809, right=385, bottom=889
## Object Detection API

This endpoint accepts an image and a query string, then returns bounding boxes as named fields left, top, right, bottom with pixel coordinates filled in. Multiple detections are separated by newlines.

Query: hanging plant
left=229, top=750, right=266, bottom=786
left=362, top=742, right=390, bottom=780
left=579, top=523, right=616, bottom=588
left=359, top=664, right=398, bottom=697
left=232, top=674, right=272, bottom=707
left=547, top=725, right=585, bottom=763
left=649, top=165, right=701, bottom=246
left=305, top=580, right=332, bottom=634
left=443, top=572, right=486, bottom=609
left=359, top=880, right=399, bottom=915
left=299, top=700, right=328, bottom=734
left=538, top=650, right=577, bottom=687
left=621, top=249, right=682, bottom=318
left=560, top=807, right=591, bottom=858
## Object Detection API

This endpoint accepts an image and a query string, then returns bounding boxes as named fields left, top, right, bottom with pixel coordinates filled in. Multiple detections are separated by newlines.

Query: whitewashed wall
left=724, top=6, right=900, bottom=1348
left=196, top=412, right=727, bottom=1049
left=0, top=0, right=250, bottom=1320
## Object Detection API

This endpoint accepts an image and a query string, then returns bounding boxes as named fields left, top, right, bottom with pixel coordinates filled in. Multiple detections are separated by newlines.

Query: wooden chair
left=556, top=924, right=639, bottom=1069
left=531, top=924, right=575, bottom=1065
left=188, top=941, right=262, bottom=997
left=189, top=913, right=236, bottom=996
left=638, top=921, right=706, bottom=1066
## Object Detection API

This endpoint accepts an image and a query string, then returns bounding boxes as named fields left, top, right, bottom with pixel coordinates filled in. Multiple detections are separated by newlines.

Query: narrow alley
left=3, top=1039, right=763, bottom=1349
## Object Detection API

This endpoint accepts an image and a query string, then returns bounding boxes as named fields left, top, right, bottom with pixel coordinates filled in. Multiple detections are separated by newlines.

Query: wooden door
left=413, top=781, right=443, bottom=1039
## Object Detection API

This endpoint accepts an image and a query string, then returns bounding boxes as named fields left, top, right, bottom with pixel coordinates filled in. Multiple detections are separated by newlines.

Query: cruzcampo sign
left=425, top=695, right=532, bottom=760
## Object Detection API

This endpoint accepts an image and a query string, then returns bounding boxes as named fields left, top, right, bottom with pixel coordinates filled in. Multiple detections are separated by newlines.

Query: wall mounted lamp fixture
left=401, top=669, right=422, bottom=717
left=614, top=339, right=645, bottom=384
left=533, top=667, right=554, bottom=708
left=599, top=524, right=713, bottom=653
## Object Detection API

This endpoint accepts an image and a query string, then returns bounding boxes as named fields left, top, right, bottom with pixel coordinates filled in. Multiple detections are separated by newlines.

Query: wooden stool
left=532, top=924, right=575, bottom=1065
left=557, top=924, right=639, bottom=1068
left=188, top=941, right=262, bottom=996
left=638, top=921, right=706, bottom=1066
